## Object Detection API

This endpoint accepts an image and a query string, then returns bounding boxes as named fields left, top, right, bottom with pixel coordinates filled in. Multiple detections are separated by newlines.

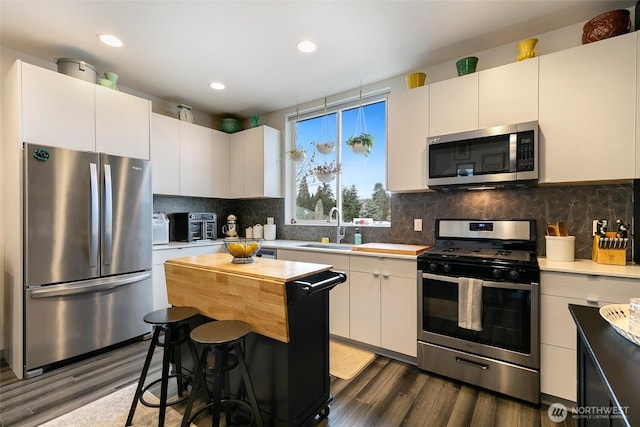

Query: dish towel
left=458, top=277, right=483, bottom=331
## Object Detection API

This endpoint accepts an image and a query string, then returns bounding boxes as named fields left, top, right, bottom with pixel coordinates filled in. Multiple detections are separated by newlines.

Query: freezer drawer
left=24, top=272, right=152, bottom=376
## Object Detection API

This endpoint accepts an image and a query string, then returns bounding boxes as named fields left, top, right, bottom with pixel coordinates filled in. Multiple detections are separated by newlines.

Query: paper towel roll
left=264, top=224, right=276, bottom=240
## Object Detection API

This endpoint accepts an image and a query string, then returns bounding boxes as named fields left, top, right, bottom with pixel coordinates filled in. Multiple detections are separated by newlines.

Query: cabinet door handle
left=586, top=295, right=599, bottom=305
left=373, top=273, right=380, bottom=278
left=382, top=274, right=389, bottom=279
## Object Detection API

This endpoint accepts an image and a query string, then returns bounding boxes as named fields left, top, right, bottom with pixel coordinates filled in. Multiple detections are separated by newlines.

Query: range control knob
left=492, top=268, right=502, bottom=279
left=442, top=264, right=451, bottom=273
left=509, top=269, right=520, bottom=280
left=429, top=262, right=438, bottom=272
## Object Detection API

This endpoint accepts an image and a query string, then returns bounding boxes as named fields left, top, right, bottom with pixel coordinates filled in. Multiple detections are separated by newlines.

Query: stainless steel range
left=417, top=219, right=540, bottom=403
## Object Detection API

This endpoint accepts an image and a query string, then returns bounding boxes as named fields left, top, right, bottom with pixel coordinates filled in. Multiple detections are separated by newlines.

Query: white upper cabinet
left=95, top=85, right=151, bottom=159
left=230, top=126, right=282, bottom=198
left=17, top=60, right=151, bottom=158
left=387, top=86, right=429, bottom=192
left=20, top=61, right=95, bottom=151
left=478, top=58, right=539, bottom=128
left=539, top=32, right=637, bottom=184
left=211, top=129, right=231, bottom=198
left=179, top=121, right=215, bottom=197
left=150, top=113, right=180, bottom=195
left=429, top=73, right=479, bottom=136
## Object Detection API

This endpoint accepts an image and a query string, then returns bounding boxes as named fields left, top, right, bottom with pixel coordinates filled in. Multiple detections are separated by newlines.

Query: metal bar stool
left=181, top=320, right=263, bottom=427
left=126, top=306, right=199, bottom=427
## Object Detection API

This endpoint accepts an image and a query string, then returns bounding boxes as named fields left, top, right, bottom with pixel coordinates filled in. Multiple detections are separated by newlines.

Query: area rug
left=39, top=383, right=190, bottom=427
left=329, top=340, right=376, bottom=380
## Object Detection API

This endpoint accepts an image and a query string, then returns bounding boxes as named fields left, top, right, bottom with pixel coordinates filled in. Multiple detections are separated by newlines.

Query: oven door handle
left=422, top=272, right=534, bottom=291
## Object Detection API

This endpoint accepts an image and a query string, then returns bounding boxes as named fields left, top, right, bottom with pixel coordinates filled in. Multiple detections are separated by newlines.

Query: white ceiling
left=1, top=1, right=635, bottom=118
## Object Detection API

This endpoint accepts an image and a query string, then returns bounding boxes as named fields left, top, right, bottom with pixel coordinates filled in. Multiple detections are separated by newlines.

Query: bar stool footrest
left=139, top=374, right=193, bottom=408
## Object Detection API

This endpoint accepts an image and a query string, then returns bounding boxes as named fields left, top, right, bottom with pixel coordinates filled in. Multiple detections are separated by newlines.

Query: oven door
left=418, top=271, right=539, bottom=369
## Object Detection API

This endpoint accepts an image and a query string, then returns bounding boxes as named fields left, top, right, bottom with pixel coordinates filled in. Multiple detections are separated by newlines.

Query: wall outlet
left=414, top=219, right=422, bottom=232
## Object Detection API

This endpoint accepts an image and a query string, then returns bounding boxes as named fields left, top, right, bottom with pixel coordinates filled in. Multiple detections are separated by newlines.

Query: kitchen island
left=164, top=252, right=346, bottom=426
left=569, top=305, right=639, bottom=427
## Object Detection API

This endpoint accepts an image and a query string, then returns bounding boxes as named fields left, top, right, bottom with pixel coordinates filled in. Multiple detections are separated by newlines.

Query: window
left=286, top=93, right=389, bottom=227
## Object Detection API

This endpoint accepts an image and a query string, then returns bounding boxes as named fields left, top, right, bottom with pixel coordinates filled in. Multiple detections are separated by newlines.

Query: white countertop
left=152, top=240, right=224, bottom=250
left=153, top=239, right=421, bottom=260
left=153, top=242, right=640, bottom=278
left=538, top=257, right=640, bottom=279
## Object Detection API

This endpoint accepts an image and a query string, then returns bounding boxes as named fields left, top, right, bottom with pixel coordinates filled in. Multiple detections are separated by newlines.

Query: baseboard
left=540, top=393, right=576, bottom=408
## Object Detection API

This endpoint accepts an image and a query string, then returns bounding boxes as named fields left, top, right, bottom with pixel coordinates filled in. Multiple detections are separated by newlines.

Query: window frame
left=284, top=89, right=390, bottom=227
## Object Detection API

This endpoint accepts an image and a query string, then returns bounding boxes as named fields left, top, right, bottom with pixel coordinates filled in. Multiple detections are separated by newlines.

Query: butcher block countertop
left=350, top=242, right=430, bottom=256
left=165, top=253, right=333, bottom=343
left=165, top=252, right=332, bottom=282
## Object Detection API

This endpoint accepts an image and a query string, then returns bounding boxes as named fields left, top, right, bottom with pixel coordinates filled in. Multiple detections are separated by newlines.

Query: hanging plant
left=312, top=96, right=336, bottom=156
left=312, top=141, right=335, bottom=155
left=286, top=147, right=307, bottom=162
left=346, top=133, right=374, bottom=157
left=347, top=88, right=375, bottom=157
left=311, top=162, right=341, bottom=183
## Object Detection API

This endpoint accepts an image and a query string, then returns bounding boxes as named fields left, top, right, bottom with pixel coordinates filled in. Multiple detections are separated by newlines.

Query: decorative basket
left=600, top=304, right=640, bottom=347
left=582, top=9, right=631, bottom=44
left=223, top=238, right=263, bottom=263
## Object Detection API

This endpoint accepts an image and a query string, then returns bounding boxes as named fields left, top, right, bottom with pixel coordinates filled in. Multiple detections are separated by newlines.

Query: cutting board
left=350, top=242, right=430, bottom=256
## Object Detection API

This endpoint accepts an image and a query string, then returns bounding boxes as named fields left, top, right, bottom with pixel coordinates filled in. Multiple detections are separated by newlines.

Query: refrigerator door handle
left=29, top=272, right=151, bottom=298
left=104, top=163, right=113, bottom=265
left=89, top=162, right=99, bottom=267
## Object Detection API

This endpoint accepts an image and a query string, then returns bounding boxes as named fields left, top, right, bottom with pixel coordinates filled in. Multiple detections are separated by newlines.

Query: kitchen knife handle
left=89, top=163, right=99, bottom=268
left=104, top=164, right=113, bottom=265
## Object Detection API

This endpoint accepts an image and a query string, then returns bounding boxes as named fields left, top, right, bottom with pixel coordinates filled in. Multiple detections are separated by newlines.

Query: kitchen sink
left=296, top=243, right=352, bottom=251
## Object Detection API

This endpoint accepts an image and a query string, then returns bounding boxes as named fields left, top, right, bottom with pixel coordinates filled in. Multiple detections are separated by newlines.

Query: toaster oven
left=169, top=212, right=217, bottom=242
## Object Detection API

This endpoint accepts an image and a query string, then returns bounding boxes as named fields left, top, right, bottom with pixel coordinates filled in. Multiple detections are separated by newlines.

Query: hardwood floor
left=0, top=338, right=574, bottom=427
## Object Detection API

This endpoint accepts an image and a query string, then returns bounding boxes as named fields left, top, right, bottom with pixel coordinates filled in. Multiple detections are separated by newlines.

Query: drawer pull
left=455, top=357, right=489, bottom=370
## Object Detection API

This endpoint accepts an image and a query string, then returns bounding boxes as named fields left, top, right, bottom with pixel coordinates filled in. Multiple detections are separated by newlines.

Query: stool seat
left=190, top=320, right=251, bottom=345
left=144, top=306, right=199, bottom=325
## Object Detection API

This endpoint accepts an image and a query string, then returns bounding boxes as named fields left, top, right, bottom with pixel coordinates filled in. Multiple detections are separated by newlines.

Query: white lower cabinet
left=152, top=244, right=224, bottom=310
left=349, top=270, right=381, bottom=346
left=277, top=249, right=417, bottom=357
left=276, top=249, right=350, bottom=338
left=540, top=271, right=640, bottom=402
left=349, top=256, right=417, bottom=357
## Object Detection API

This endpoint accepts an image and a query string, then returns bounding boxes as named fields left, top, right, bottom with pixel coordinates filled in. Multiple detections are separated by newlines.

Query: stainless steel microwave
left=427, top=121, right=538, bottom=190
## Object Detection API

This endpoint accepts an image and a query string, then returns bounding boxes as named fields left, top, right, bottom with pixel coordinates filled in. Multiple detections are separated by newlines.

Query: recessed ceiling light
left=297, top=40, right=317, bottom=53
left=209, top=82, right=225, bottom=90
left=98, top=34, right=123, bottom=48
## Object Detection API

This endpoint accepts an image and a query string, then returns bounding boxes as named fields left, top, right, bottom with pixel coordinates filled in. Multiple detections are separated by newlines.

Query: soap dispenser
left=354, top=228, right=362, bottom=245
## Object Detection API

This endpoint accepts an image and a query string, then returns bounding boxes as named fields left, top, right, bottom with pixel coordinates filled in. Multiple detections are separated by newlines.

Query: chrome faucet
left=328, top=207, right=345, bottom=244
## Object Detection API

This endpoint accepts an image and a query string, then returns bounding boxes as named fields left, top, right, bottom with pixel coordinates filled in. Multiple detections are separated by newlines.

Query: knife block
left=591, top=234, right=627, bottom=265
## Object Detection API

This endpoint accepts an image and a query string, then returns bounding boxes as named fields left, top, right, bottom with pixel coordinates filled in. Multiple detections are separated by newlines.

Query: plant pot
left=288, top=151, right=306, bottom=162
left=516, top=38, right=538, bottom=61
left=315, top=142, right=335, bottom=155
left=350, top=142, right=368, bottom=155
left=316, top=172, right=336, bottom=183
left=455, top=56, right=478, bottom=76
left=405, top=72, right=426, bottom=89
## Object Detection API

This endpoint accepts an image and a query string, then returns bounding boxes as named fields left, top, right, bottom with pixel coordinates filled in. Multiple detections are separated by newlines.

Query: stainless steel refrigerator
left=23, top=143, right=153, bottom=377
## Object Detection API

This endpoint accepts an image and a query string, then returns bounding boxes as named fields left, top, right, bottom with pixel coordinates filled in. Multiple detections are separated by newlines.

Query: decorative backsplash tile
left=154, top=182, right=632, bottom=260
